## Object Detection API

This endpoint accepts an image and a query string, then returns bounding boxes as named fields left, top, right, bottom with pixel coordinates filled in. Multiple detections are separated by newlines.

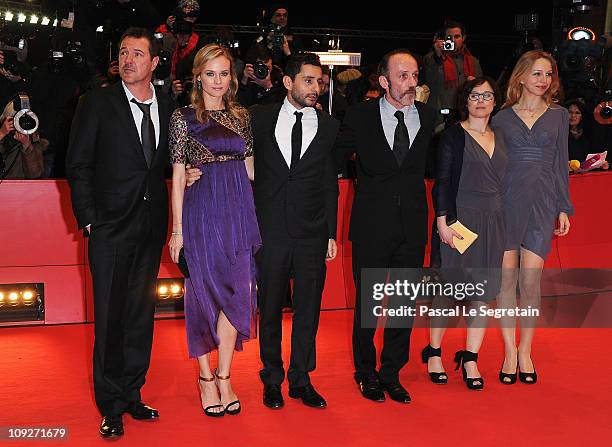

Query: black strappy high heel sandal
left=215, top=370, right=241, bottom=415
left=519, top=359, right=538, bottom=384
left=454, top=350, right=484, bottom=391
left=421, top=345, right=448, bottom=384
left=199, top=376, right=225, bottom=417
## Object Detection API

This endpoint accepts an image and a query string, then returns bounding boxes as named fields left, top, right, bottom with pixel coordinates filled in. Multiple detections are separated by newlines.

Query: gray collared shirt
left=379, top=95, right=420, bottom=150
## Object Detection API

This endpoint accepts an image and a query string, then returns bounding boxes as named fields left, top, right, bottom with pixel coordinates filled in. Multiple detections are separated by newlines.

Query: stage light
left=4, top=11, right=13, bottom=21
left=0, top=283, right=45, bottom=324
left=22, top=290, right=36, bottom=306
left=41, top=16, right=50, bottom=26
left=158, top=285, right=170, bottom=299
left=17, top=13, right=26, bottom=23
left=568, top=27, right=596, bottom=41
left=30, top=14, right=38, bottom=24
left=96, top=25, right=104, bottom=33
left=8, top=292, right=19, bottom=306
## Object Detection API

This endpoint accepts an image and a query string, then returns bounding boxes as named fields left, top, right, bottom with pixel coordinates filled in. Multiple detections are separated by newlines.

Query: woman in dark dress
left=424, top=77, right=507, bottom=390
left=491, top=50, right=573, bottom=385
left=168, top=44, right=261, bottom=416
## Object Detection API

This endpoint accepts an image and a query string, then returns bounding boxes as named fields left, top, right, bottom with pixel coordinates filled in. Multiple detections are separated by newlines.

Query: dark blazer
left=432, top=123, right=466, bottom=225
left=251, top=102, right=340, bottom=240
left=66, top=82, right=174, bottom=245
left=335, top=97, right=436, bottom=246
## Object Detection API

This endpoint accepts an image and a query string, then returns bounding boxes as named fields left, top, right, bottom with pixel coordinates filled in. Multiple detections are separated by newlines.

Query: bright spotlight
left=9, top=292, right=19, bottom=306
left=17, top=13, right=26, bottom=23
left=568, top=26, right=596, bottom=41
left=41, top=16, right=50, bottom=26
left=4, top=11, right=13, bottom=21
left=30, top=15, right=38, bottom=24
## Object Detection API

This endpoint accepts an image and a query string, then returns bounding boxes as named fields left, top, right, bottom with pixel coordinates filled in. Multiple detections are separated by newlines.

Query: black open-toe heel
left=421, top=345, right=448, bottom=384
left=519, top=359, right=538, bottom=384
left=499, top=355, right=518, bottom=385
left=454, top=350, right=484, bottom=391
left=199, top=376, right=225, bottom=417
left=215, top=370, right=241, bottom=415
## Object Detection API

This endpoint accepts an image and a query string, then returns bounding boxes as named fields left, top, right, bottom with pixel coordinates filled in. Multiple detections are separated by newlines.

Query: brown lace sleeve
left=169, top=108, right=188, bottom=164
left=243, top=111, right=254, bottom=157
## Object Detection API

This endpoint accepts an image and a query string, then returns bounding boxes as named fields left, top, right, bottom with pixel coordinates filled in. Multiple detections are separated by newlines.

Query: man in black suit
left=66, top=28, right=174, bottom=438
left=336, top=49, right=436, bottom=404
left=252, top=53, right=339, bottom=410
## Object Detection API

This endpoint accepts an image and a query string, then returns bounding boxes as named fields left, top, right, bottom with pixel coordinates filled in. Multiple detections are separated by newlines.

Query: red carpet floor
left=1, top=309, right=611, bottom=446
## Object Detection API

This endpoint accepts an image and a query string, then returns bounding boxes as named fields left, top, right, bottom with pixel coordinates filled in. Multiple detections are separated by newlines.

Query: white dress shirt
left=379, top=95, right=420, bottom=150
left=275, top=97, right=318, bottom=167
left=122, top=81, right=161, bottom=148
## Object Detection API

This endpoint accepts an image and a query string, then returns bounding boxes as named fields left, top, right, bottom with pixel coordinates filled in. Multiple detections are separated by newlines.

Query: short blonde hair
left=503, top=50, right=560, bottom=108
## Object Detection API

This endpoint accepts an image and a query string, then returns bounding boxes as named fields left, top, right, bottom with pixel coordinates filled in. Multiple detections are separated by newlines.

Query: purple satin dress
left=170, top=106, right=261, bottom=358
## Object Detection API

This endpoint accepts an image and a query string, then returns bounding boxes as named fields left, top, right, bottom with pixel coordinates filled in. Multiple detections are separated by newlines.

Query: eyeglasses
left=468, top=91, right=495, bottom=102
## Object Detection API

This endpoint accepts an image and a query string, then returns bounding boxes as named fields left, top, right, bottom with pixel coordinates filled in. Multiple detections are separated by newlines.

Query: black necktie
left=131, top=98, right=156, bottom=167
left=393, top=110, right=410, bottom=166
left=290, top=111, right=303, bottom=170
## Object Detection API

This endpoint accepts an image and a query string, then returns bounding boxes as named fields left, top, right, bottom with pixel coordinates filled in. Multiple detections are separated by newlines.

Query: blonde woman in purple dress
left=168, top=44, right=261, bottom=416
left=491, top=50, right=573, bottom=385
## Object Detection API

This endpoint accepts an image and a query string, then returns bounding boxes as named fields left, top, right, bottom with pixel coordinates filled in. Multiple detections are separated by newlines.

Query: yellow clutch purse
left=449, top=221, right=478, bottom=254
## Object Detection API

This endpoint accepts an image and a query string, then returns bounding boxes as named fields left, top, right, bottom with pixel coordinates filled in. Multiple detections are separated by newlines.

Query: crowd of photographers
left=0, top=1, right=610, bottom=180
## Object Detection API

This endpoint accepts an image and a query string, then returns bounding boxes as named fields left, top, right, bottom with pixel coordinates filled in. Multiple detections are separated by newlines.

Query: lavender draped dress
left=169, top=106, right=261, bottom=358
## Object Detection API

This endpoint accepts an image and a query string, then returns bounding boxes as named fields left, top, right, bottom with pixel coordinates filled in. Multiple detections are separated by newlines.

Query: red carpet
left=1, top=310, right=611, bottom=446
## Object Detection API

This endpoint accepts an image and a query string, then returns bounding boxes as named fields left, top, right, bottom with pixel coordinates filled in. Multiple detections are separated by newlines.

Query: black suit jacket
left=335, top=97, right=436, bottom=246
left=251, top=102, right=340, bottom=241
left=66, top=82, right=174, bottom=245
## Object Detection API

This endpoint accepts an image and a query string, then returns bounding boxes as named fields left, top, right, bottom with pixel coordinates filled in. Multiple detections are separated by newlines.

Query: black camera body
left=253, top=61, right=270, bottom=80
left=268, top=25, right=285, bottom=49
left=170, top=9, right=197, bottom=35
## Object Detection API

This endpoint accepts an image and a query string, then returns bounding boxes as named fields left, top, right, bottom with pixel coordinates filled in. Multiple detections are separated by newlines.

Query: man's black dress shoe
left=358, top=377, right=385, bottom=402
left=263, top=384, right=284, bottom=409
left=381, top=381, right=411, bottom=404
left=289, top=383, right=327, bottom=408
left=99, top=415, right=123, bottom=438
left=125, top=401, right=160, bottom=420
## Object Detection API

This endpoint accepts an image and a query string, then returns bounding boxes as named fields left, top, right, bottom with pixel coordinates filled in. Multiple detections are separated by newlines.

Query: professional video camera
left=48, top=41, right=87, bottom=74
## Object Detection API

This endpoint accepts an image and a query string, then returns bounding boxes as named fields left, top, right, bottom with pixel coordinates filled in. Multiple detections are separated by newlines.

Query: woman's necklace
left=515, top=103, right=547, bottom=118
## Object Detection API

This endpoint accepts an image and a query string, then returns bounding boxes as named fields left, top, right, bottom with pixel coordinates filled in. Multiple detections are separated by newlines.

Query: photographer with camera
left=0, top=95, right=49, bottom=179
left=257, top=4, right=303, bottom=68
left=237, top=44, right=285, bottom=107
left=423, top=20, right=483, bottom=133
left=156, top=0, right=205, bottom=105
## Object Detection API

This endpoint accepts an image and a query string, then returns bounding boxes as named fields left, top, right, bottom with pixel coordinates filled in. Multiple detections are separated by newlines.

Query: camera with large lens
left=11, top=92, right=39, bottom=135
left=170, top=11, right=196, bottom=35
left=253, top=61, right=270, bottom=80
left=443, top=37, right=455, bottom=51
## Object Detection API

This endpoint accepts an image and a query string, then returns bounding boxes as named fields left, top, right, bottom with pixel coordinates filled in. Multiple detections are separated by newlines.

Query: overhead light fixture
left=41, top=16, right=50, bottom=26
left=96, top=25, right=104, bottom=33
left=30, top=14, right=38, bottom=24
left=4, top=11, right=13, bottom=21
left=568, top=26, right=596, bottom=41
left=313, top=51, right=362, bottom=114
left=17, top=13, right=26, bottom=23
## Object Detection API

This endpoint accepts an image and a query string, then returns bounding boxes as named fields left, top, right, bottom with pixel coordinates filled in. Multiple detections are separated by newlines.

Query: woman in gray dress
left=491, top=50, right=573, bottom=385
left=424, top=77, right=507, bottom=390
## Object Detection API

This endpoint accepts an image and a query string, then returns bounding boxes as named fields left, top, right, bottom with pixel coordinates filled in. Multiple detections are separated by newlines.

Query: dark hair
left=444, top=19, right=466, bottom=36
left=245, top=43, right=272, bottom=64
left=377, top=49, right=414, bottom=79
left=284, top=52, right=321, bottom=80
left=457, top=76, right=501, bottom=121
left=119, top=27, right=160, bottom=58
left=565, top=98, right=590, bottom=131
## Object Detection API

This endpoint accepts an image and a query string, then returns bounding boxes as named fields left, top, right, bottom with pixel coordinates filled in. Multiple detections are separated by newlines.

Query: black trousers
left=352, top=222, right=425, bottom=385
left=89, top=229, right=163, bottom=416
left=257, top=231, right=327, bottom=387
